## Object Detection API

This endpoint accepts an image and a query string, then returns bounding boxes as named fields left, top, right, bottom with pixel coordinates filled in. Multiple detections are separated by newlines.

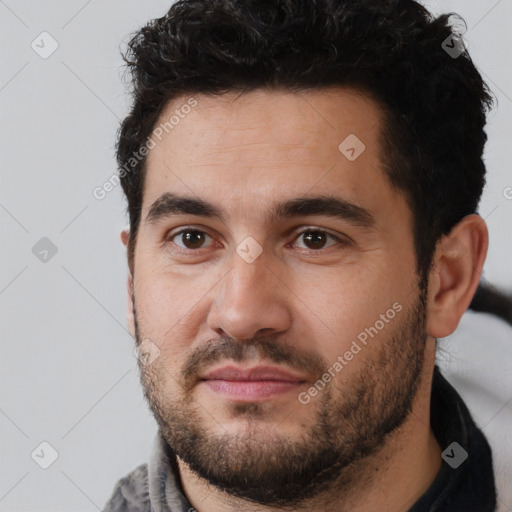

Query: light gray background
left=0, top=1, right=511, bottom=511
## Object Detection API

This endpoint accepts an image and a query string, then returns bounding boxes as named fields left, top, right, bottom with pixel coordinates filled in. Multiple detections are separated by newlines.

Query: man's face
left=130, top=88, right=428, bottom=505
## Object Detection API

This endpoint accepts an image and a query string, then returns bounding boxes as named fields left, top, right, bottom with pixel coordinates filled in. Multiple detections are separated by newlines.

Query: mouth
left=197, top=364, right=308, bottom=401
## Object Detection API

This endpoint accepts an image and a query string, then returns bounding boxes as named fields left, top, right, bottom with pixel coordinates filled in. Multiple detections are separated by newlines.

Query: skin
left=121, top=87, right=488, bottom=512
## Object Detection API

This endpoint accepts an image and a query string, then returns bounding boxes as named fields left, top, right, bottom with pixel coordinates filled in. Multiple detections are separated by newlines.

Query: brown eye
left=294, top=230, right=342, bottom=251
left=303, top=231, right=327, bottom=249
left=170, top=230, right=213, bottom=250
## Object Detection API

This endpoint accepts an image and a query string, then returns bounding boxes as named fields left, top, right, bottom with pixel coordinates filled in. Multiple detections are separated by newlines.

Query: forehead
left=141, top=87, right=407, bottom=228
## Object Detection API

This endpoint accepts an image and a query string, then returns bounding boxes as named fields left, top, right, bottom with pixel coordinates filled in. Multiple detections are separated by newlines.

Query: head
left=117, top=0, right=491, bottom=507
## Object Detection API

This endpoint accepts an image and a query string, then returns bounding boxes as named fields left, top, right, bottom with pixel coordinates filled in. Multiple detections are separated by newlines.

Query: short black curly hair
left=117, top=0, right=494, bottom=283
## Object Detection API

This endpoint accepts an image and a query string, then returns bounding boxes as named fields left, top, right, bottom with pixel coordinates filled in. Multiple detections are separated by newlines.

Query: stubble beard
left=135, top=289, right=428, bottom=508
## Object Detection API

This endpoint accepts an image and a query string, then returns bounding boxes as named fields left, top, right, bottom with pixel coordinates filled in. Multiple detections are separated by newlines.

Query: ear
left=120, top=226, right=130, bottom=248
left=426, top=214, right=488, bottom=338
left=120, top=227, right=136, bottom=338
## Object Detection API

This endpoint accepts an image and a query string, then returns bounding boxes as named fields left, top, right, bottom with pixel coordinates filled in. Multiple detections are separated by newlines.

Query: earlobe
left=426, top=214, right=488, bottom=338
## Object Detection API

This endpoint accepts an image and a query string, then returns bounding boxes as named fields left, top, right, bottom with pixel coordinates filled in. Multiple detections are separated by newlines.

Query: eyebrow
left=145, top=192, right=375, bottom=228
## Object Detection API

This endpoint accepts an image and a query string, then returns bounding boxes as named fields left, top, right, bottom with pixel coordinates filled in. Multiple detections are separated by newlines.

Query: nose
left=206, top=248, right=293, bottom=341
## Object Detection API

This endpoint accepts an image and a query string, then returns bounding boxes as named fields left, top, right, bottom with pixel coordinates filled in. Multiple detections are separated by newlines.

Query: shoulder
left=103, top=463, right=151, bottom=512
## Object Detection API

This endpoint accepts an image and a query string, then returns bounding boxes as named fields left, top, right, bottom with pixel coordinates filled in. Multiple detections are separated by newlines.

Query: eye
left=293, top=229, right=345, bottom=251
left=167, top=229, right=215, bottom=252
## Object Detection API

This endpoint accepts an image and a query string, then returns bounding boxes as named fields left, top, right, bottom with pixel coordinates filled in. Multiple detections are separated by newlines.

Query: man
left=104, top=0, right=497, bottom=510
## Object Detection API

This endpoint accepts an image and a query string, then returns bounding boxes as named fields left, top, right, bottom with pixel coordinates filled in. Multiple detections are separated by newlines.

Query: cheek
left=294, top=259, right=412, bottom=364
left=133, top=262, right=221, bottom=349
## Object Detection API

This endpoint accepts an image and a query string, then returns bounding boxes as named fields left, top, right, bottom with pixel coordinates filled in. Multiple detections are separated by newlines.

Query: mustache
left=181, top=336, right=327, bottom=389
left=132, top=293, right=327, bottom=388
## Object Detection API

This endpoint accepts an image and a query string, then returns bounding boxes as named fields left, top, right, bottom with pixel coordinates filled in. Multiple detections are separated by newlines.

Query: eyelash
left=164, top=227, right=349, bottom=255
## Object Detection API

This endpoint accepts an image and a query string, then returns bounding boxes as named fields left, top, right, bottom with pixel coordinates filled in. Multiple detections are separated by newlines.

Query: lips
left=198, top=365, right=307, bottom=401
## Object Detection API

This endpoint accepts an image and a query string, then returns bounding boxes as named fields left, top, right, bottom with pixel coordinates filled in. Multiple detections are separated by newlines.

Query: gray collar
left=148, top=431, right=194, bottom=512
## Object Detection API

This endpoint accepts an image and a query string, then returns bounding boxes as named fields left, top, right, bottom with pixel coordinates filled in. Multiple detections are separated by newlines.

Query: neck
left=177, top=345, right=442, bottom=512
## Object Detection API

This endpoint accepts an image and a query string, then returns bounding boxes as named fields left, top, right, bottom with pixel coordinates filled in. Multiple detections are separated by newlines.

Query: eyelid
left=292, top=225, right=349, bottom=240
